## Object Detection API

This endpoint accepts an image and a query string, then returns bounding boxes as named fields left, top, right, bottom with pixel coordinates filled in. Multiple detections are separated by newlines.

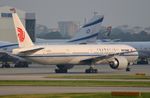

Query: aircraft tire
left=126, top=67, right=130, bottom=72
left=14, top=61, right=29, bottom=68
left=55, top=69, right=68, bottom=73
left=85, top=68, right=98, bottom=73
left=1, top=63, right=10, bottom=68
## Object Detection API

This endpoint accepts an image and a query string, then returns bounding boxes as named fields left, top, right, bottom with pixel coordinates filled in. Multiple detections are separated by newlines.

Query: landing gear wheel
left=55, top=69, right=68, bottom=73
left=1, top=62, right=10, bottom=68
left=126, top=67, right=130, bottom=72
left=14, top=61, right=29, bottom=68
left=85, top=67, right=98, bottom=73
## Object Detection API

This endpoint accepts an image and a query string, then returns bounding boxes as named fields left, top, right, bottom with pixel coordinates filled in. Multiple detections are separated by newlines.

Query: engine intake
left=109, top=56, right=128, bottom=70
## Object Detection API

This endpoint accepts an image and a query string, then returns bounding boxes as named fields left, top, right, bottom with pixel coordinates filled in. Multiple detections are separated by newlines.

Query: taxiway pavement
left=0, top=64, right=150, bottom=95
left=0, top=86, right=150, bottom=95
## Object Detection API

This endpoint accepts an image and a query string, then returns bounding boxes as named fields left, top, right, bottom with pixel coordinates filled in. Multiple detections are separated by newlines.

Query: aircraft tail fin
left=11, top=8, right=34, bottom=48
left=68, top=15, right=104, bottom=43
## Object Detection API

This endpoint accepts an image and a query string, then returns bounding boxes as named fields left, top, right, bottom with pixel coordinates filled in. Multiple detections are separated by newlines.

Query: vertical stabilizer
left=68, top=15, right=104, bottom=43
left=11, top=8, right=34, bottom=48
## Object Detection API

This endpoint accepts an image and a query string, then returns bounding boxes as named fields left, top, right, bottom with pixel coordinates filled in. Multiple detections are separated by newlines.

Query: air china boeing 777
left=11, top=9, right=138, bottom=73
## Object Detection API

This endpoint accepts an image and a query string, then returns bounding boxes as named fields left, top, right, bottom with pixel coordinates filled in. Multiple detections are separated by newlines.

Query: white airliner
left=0, top=12, right=104, bottom=68
left=10, top=9, right=138, bottom=73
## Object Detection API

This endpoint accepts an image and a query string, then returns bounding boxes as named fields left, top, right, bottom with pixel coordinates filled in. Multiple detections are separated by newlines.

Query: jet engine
left=109, top=56, right=128, bottom=70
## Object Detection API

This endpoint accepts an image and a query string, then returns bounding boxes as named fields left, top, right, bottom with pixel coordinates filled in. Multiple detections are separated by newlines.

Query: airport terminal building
left=0, top=6, right=36, bottom=43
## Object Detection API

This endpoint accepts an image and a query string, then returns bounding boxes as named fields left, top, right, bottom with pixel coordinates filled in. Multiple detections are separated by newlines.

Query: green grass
left=0, top=92, right=150, bottom=98
left=0, top=80, right=150, bottom=87
left=46, top=74, right=150, bottom=79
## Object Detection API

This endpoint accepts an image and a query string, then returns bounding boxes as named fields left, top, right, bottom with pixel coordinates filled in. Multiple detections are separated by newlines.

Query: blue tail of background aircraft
left=68, top=15, right=104, bottom=44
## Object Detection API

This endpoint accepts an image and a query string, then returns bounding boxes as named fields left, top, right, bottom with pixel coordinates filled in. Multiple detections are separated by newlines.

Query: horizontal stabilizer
left=13, top=47, right=44, bottom=54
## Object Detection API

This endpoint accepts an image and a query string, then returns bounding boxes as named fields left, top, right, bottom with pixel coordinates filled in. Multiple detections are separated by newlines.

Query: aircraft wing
left=0, top=51, right=26, bottom=62
left=80, top=51, right=137, bottom=64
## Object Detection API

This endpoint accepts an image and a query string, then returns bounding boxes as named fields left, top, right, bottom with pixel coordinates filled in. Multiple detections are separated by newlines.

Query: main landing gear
left=14, top=61, right=29, bottom=68
left=55, top=66, right=68, bottom=73
left=54, top=64, right=98, bottom=73
left=1, top=55, right=11, bottom=68
left=126, top=67, right=130, bottom=72
left=55, top=64, right=74, bottom=73
left=1, top=61, right=29, bottom=68
left=85, top=65, right=98, bottom=73
left=55, top=68, right=68, bottom=73
left=1, top=62, right=10, bottom=68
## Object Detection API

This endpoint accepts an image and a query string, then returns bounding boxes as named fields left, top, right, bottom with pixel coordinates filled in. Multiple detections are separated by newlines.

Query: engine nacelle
left=56, top=64, right=74, bottom=70
left=109, top=56, right=128, bottom=70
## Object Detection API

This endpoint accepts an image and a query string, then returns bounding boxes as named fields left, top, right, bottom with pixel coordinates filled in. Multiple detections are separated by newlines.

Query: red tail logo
left=17, top=27, right=25, bottom=42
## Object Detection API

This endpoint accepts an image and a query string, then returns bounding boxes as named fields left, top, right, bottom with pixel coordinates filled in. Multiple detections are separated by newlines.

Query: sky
left=0, top=0, right=150, bottom=28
